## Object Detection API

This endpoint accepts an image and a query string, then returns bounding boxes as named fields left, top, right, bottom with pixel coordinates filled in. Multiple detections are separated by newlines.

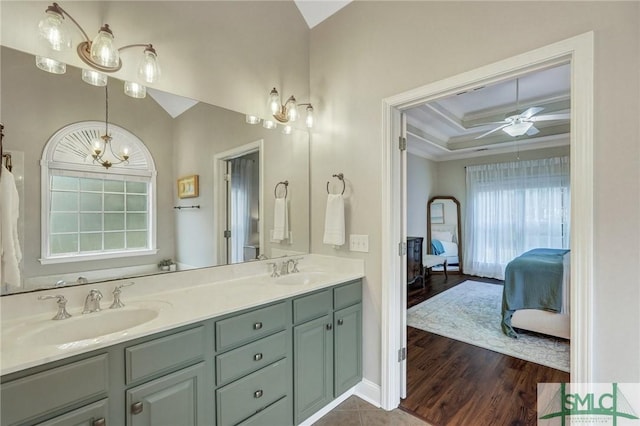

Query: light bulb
left=35, top=56, right=66, bottom=74
left=286, top=96, right=298, bottom=122
left=124, top=81, right=146, bottom=98
left=81, top=69, right=107, bottom=87
left=38, top=7, right=71, bottom=52
left=138, top=46, right=160, bottom=84
left=282, top=125, right=293, bottom=135
left=268, top=88, right=281, bottom=115
left=305, top=105, right=314, bottom=128
left=263, top=120, right=277, bottom=130
left=246, top=115, right=261, bottom=124
left=90, top=24, right=119, bottom=68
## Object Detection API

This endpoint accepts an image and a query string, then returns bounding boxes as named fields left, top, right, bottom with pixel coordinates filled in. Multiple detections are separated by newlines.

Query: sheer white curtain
left=464, top=156, right=570, bottom=279
left=230, top=158, right=254, bottom=263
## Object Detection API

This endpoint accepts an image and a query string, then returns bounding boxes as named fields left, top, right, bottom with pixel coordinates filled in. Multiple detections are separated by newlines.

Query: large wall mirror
left=1, top=46, right=310, bottom=295
left=427, top=196, right=462, bottom=274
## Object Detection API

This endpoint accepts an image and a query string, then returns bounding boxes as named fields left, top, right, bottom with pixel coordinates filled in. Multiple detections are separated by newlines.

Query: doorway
left=380, top=32, right=595, bottom=410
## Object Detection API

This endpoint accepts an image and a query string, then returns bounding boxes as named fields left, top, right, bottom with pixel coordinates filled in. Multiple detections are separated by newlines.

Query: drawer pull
left=131, top=401, right=144, bottom=415
left=254, top=353, right=263, bottom=361
left=326, top=323, right=333, bottom=330
left=337, top=319, right=344, bottom=326
left=253, top=322, right=263, bottom=330
left=93, top=419, right=106, bottom=426
left=254, top=389, right=264, bottom=398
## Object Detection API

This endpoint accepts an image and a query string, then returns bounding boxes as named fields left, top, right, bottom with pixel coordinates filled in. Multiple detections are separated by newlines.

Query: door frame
left=213, top=139, right=264, bottom=266
left=380, top=32, right=594, bottom=409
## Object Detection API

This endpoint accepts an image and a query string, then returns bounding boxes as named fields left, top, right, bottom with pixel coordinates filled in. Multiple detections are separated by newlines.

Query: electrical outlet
left=349, top=234, right=369, bottom=252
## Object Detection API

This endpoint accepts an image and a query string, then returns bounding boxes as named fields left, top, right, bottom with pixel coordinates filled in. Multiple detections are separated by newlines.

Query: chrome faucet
left=82, top=289, right=103, bottom=314
left=38, top=294, right=72, bottom=320
left=110, top=282, right=135, bottom=309
left=268, top=262, right=280, bottom=278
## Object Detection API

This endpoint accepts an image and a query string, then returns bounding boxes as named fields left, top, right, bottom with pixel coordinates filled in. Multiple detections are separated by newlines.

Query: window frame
left=40, top=121, right=158, bottom=264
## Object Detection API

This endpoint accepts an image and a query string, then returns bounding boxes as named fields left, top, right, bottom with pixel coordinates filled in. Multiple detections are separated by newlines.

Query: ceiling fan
left=473, top=79, right=570, bottom=139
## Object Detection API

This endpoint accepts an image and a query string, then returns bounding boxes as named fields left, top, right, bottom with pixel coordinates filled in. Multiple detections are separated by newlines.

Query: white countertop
left=0, top=255, right=364, bottom=376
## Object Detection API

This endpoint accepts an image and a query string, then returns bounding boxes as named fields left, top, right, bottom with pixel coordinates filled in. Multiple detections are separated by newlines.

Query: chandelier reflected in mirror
left=36, top=2, right=160, bottom=99
left=91, top=85, right=129, bottom=169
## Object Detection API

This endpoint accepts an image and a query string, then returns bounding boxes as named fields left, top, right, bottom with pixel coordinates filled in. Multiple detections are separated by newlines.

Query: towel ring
left=274, top=180, right=288, bottom=199
left=326, top=173, right=345, bottom=195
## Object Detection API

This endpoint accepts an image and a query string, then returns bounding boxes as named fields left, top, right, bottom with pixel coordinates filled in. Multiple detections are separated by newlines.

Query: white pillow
left=440, top=240, right=458, bottom=256
left=432, top=231, right=453, bottom=242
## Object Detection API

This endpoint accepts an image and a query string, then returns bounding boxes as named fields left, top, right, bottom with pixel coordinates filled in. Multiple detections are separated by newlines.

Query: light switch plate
left=349, top=234, right=369, bottom=252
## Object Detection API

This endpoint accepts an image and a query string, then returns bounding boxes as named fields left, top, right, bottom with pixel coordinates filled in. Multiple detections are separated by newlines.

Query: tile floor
left=313, top=396, right=432, bottom=426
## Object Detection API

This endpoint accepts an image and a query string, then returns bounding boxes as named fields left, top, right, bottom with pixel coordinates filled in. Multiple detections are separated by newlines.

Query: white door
left=399, top=112, right=408, bottom=399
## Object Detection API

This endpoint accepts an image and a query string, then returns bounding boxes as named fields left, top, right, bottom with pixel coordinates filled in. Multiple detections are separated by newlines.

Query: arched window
left=40, top=121, right=157, bottom=264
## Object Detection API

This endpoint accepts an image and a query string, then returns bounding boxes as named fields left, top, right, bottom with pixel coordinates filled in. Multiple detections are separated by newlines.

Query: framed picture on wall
left=430, top=202, right=444, bottom=224
left=178, top=175, right=199, bottom=198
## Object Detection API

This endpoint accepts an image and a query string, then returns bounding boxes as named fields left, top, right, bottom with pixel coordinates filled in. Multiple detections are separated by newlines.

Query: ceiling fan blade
left=526, top=126, right=540, bottom=136
left=468, top=120, right=509, bottom=128
left=520, top=106, right=544, bottom=119
left=529, top=112, right=571, bottom=122
left=474, top=124, right=510, bottom=139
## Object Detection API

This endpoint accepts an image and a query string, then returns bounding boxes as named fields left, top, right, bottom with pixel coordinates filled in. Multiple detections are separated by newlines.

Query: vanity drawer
left=236, top=396, right=291, bottom=426
left=216, top=359, right=289, bottom=426
left=0, top=354, right=108, bottom=426
left=334, top=280, right=362, bottom=310
left=293, top=289, right=332, bottom=324
left=216, top=330, right=288, bottom=386
left=125, top=326, right=205, bottom=384
left=216, top=302, right=287, bottom=351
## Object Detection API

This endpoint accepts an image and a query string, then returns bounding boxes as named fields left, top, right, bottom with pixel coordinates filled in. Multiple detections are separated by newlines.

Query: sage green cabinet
left=293, top=281, right=363, bottom=424
left=293, top=314, right=334, bottom=424
left=334, top=303, right=363, bottom=396
left=126, top=362, right=206, bottom=426
left=37, top=399, right=109, bottom=426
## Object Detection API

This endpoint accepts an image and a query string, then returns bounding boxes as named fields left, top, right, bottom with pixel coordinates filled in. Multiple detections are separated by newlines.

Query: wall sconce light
left=91, top=85, right=130, bottom=169
left=36, top=2, right=160, bottom=98
left=268, top=87, right=314, bottom=128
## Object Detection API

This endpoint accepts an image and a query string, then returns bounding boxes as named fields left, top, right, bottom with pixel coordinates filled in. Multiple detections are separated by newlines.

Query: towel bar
left=326, top=173, right=345, bottom=195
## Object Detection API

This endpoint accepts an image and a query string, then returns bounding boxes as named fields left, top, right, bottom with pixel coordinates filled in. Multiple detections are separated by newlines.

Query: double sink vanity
left=0, top=255, right=365, bottom=426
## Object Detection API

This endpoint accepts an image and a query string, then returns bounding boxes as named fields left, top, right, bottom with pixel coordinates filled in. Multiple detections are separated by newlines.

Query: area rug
left=407, top=280, right=570, bottom=372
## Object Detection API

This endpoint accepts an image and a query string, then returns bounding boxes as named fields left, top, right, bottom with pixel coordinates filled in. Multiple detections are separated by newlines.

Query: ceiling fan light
left=503, top=121, right=533, bottom=137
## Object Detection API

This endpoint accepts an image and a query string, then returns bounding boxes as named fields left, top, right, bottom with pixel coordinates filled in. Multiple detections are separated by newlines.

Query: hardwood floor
left=400, top=273, right=570, bottom=426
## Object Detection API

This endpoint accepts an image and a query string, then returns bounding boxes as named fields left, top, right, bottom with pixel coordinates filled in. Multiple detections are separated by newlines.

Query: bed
left=501, top=248, right=570, bottom=340
left=430, top=224, right=459, bottom=271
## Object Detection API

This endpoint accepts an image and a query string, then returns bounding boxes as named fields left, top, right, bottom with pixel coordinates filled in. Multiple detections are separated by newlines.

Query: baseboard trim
left=297, top=379, right=383, bottom=425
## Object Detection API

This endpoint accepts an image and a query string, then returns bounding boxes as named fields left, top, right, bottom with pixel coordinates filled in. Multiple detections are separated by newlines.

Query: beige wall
left=310, top=2, right=639, bottom=384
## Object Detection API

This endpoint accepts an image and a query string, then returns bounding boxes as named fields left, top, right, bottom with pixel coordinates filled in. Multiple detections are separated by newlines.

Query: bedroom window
left=40, top=121, right=158, bottom=264
left=465, top=156, right=570, bottom=279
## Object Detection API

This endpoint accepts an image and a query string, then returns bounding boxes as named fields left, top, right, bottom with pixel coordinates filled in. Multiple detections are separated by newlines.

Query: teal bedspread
left=501, top=248, right=570, bottom=338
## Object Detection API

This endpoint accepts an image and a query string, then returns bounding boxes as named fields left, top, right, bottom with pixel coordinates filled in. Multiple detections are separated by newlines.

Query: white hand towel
left=323, top=194, right=345, bottom=246
left=0, top=165, right=22, bottom=289
left=272, top=198, right=288, bottom=241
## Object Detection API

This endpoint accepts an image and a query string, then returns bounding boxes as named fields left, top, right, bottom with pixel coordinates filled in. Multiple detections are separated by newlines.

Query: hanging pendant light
left=91, top=85, right=130, bottom=169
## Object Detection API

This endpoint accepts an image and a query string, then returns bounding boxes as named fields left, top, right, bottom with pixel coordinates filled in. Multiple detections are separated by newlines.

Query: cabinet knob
left=254, top=389, right=264, bottom=398
left=253, top=322, right=263, bottom=330
left=93, top=418, right=106, bottom=426
left=337, top=319, right=344, bottom=326
left=326, top=323, right=333, bottom=330
left=131, top=401, right=144, bottom=415
left=254, top=353, right=263, bottom=361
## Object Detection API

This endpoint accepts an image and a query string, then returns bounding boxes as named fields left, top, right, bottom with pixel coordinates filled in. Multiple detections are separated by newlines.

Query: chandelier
left=91, top=85, right=129, bottom=169
left=36, top=2, right=160, bottom=99
left=268, top=87, right=314, bottom=129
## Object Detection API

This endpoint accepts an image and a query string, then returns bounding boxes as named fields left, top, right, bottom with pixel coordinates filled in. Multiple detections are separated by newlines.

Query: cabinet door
left=334, top=304, right=363, bottom=396
left=36, top=399, right=108, bottom=426
left=126, top=363, right=205, bottom=426
left=293, top=314, right=333, bottom=424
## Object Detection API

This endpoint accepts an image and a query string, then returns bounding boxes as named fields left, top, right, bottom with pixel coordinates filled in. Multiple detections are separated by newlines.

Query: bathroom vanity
left=0, top=256, right=364, bottom=426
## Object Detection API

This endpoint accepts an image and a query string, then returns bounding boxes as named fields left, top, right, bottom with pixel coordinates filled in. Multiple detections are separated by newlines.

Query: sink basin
left=274, top=271, right=333, bottom=286
left=10, top=301, right=169, bottom=348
